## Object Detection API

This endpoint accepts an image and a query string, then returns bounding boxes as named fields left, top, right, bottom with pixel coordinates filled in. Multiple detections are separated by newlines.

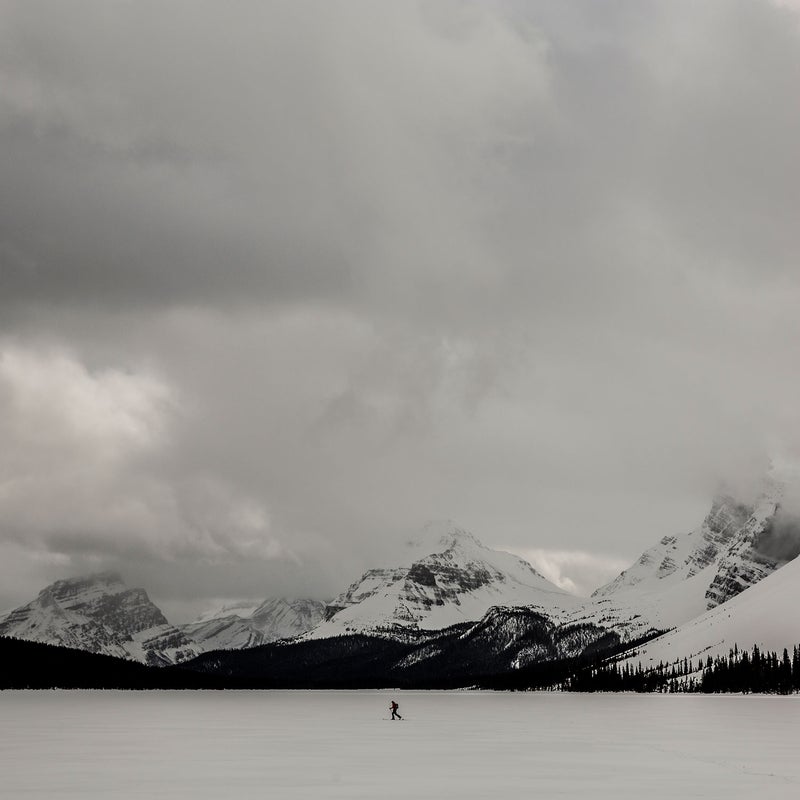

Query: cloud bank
left=1, top=1, right=799, bottom=614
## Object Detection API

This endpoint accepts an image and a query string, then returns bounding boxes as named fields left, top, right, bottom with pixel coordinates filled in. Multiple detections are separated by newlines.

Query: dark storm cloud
left=1, top=1, right=800, bottom=615
left=0, top=1, right=357, bottom=310
left=0, top=0, right=545, bottom=317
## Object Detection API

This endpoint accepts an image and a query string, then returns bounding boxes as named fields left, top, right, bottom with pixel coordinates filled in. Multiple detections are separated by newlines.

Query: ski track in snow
left=1, top=691, right=799, bottom=799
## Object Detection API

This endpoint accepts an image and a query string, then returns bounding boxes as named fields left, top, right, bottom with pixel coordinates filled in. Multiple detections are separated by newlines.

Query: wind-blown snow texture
left=2, top=692, right=799, bottom=799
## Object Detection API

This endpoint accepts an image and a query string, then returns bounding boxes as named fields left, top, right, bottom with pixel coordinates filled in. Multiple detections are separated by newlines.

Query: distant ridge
left=181, top=597, right=326, bottom=652
left=0, top=573, right=198, bottom=666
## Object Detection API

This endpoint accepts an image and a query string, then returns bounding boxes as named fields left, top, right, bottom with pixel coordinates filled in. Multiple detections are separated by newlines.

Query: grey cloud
left=0, top=0, right=547, bottom=316
left=1, top=1, right=800, bottom=612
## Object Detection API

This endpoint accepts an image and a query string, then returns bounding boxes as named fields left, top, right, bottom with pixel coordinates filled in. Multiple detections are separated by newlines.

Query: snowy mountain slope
left=593, top=492, right=753, bottom=597
left=250, top=598, right=326, bottom=640
left=308, top=521, right=576, bottom=638
left=703, top=494, right=799, bottom=607
left=0, top=573, right=198, bottom=666
left=195, top=600, right=262, bottom=624
left=592, top=468, right=798, bottom=620
left=307, top=485, right=800, bottom=648
left=304, top=520, right=693, bottom=644
left=195, top=539, right=800, bottom=686
left=183, top=597, right=326, bottom=652
left=181, top=616, right=266, bottom=651
left=619, top=551, right=800, bottom=670
left=7, top=467, right=796, bottom=671
left=568, top=566, right=740, bottom=645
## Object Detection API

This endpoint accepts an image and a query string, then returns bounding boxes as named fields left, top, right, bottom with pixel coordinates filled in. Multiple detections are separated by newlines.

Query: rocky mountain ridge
left=309, top=521, right=571, bottom=639
left=3, top=468, right=799, bottom=670
left=0, top=573, right=199, bottom=666
left=617, top=548, right=800, bottom=675
left=0, top=573, right=326, bottom=664
left=593, top=469, right=797, bottom=619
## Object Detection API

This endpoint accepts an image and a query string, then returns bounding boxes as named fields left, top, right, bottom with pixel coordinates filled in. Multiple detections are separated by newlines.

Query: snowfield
left=2, top=691, right=799, bottom=799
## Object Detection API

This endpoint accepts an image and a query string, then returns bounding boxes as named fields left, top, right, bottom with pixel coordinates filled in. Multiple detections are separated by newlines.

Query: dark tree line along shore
left=3, top=633, right=800, bottom=693
left=565, top=643, right=800, bottom=694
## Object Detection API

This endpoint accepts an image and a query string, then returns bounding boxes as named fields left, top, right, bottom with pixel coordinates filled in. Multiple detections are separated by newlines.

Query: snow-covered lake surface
left=1, top=691, right=799, bottom=799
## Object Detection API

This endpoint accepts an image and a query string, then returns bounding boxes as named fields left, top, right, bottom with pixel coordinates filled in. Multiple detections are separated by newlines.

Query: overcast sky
left=1, top=0, right=799, bottom=620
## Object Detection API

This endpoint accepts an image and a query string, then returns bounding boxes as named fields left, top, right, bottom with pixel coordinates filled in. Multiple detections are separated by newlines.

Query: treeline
left=480, top=630, right=663, bottom=691
left=563, top=643, right=800, bottom=694
left=0, top=637, right=229, bottom=689
left=699, top=644, right=800, bottom=694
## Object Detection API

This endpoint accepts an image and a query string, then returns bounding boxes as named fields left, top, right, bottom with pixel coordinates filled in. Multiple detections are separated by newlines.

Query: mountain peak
left=406, top=520, right=484, bottom=554
left=592, top=470, right=795, bottom=619
left=2, top=572, right=198, bottom=666
left=39, top=572, right=128, bottom=601
left=309, top=522, right=566, bottom=638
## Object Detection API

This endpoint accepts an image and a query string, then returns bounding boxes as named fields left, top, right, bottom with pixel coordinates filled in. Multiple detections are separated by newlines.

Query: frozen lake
left=1, top=691, right=799, bottom=799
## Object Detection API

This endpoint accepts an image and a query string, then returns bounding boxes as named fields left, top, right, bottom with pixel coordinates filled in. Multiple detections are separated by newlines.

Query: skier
left=390, top=700, right=402, bottom=720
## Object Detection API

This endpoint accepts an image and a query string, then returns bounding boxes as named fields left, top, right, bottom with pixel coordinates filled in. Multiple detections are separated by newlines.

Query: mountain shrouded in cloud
left=1, top=0, right=799, bottom=617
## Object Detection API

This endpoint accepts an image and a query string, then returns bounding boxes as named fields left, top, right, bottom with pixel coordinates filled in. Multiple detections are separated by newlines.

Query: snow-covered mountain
left=620, top=549, right=800, bottom=672
left=250, top=598, right=327, bottom=640
left=0, top=570, right=326, bottom=660
left=183, top=597, right=326, bottom=652
left=302, top=520, right=698, bottom=644
left=0, top=573, right=198, bottom=666
left=181, top=615, right=265, bottom=652
left=591, top=469, right=798, bottom=629
left=5, top=465, right=797, bottom=676
left=592, top=492, right=754, bottom=599
left=308, top=521, right=574, bottom=638
left=305, top=471, right=800, bottom=647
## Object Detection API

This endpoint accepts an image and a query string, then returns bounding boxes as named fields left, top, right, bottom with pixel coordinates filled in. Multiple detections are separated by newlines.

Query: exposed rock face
left=593, top=468, right=797, bottom=615
left=308, top=521, right=688, bottom=644
left=0, top=572, right=327, bottom=659
left=0, top=573, right=198, bottom=666
left=323, top=568, right=407, bottom=622
left=703, top=499, right=796, bottom=609
left=593, top=494, right=754, bottom=598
